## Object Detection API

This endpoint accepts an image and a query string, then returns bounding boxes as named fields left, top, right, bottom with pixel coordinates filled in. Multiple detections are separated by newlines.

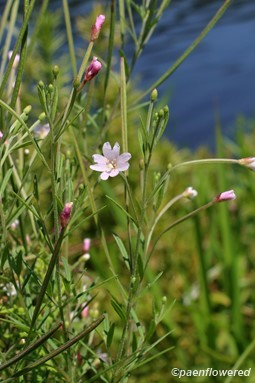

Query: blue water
left=1, top=0, right=255, bottom=149
left=129, top=0, right=255, bottom=148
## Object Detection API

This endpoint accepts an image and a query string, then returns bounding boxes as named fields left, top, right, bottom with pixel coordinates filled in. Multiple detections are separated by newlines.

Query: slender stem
left=145, top=193, right=183, bottom=256
left=0, top=323, right=61, bottom=372
left=170, top=158, right=239, bottom=172
left=148, top=201, right=214, bottom=260
left=120, top=57, right=128, bottom=154
left=30, top=229, right=65, bottom=331
left=69, top=127, right=114, bottom=271
left=62, top=0, right=77, bottom=77
left=12, top=316, right=105, bottom=380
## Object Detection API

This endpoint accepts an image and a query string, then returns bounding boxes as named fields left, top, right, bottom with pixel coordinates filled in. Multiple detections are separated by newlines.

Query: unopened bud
left=239, top=157, right=255, bottom=171
left=60, top=202, right=73, bottom=228
left=23, top=105, right=32, bottom=114
left=48, top=84, right=54, bottom=93
left=39, top=112, right=46, bottom=122
left=183, top=186, right=198, bottom=200
left=90, top=15, right=105, bottom=41
left=38, top=80, right=44, bottom=89
left=84, top=57, right=102, bottom=82
left=214, top=190, right=236, bottom=203
left=52, top=65, right=59, bottom=78
left=163, top=105, right=169, bottom=115
left=83, top=238, right=91, bottom=253
left=151, top=89, right=158, bottom=102
left=158, top=109, right=164, bottom=118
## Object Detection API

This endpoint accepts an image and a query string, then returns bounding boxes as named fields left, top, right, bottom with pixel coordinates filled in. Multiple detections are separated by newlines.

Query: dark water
left=1, top=0, right=255, bottom=149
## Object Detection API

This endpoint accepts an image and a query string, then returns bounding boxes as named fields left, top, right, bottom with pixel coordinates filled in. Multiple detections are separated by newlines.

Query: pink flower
left=239, top=157, right=255, bottom=171
left=84, top=57, right=102, bottom=82
left=90, top=14, right=105, bottom=41
left=0, top=131, right=3, bottom=139
left=90, top=142, right=131, bottom=180
left=214, top=190, right=236, bottom=203
left=83, top=238, right=91, bottom=253
left=60, top=202, right=73, bottom=228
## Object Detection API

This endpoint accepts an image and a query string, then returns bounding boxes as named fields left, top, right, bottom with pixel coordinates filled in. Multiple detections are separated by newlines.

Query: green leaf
left=113, top=234, right=130, bottom=269
left=0, top=168, right=13, bottom=195
left=111, top=297, right=126, bottom=322
left=106, top=323, right=115, bottom=349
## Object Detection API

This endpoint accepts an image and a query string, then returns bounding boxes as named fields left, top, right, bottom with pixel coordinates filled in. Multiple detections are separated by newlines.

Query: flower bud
left=81, top=305, right=89, bottom=318
left=60, top=202, right=73, bottom=228
left=183, top=186, right=198, bottom=200
left=48, top=84, right=54, bottom=93
left=150, top=89, right=158, bottom=102
left=83, top=238, right=91, bottom=253
left=38, top=80, right=45, bottom=89
left=0, top=131, right=3, bottom=139
left=239, top=157, right=255, bottom=171
left=84, top=57, right=102, bottom=82
left=39, top=112, right=46, bottom=122
left=214, top=190, right=236, bottom=203
left=23, top=105, right=32, bottom=114
left=52, top=65, right=59, bottom=78
left=90, top=15, right=105, bottom=41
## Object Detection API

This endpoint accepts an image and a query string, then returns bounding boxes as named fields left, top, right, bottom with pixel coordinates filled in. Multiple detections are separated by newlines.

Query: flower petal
left=100, top=171, right=110, bottom=180
left=102, top=142, right=112, bottom=158
left=92, top=154, right=107, bottom=164
left=117, top=152, right=131, bottom=163
left=117, top=162, right=130, bottom=171
left=109, top=169, right=119, bottom=177
left=90, top=164, right=108, bottom=172
left=112, top=142, right=120, bottom=157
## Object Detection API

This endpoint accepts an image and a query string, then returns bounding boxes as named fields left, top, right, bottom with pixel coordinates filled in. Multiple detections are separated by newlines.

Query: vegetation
left=0, top=1, right=254, bottom=382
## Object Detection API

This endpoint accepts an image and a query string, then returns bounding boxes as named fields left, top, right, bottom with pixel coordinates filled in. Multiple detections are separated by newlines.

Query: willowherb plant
left=0, top=1, right=253, bottom=382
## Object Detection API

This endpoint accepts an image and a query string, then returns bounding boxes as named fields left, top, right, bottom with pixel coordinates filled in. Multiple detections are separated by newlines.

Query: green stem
left=149, top=201, right=215, bottom=260
left=11, top=316, right=105, bottom=380
left=30, top=229, right=65, bottom=331
left=62, top=0, right=77, bottom=77
left=69, top=127, right=114, bottom=271
left=0, top=0, right=35, bottom=98
left=145, top=193, right=183, bottom=256
left=170, top=158, right=239, bottom=172
left=120, top=57, right=128, bottom=153
left=0, top=323, right=61, bottom=372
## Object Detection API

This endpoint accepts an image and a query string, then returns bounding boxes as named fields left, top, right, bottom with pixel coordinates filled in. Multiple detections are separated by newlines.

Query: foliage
left=1, top=1, right=255, bottom=383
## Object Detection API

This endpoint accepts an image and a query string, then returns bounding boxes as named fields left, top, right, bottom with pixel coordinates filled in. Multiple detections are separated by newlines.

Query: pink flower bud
left=0, top=131, right=3, bottom=139
left=214, top=190, right=236, bottom=203
left=60, top=202, right=73, bottom=228
left=81, top=305, right=89, bottom=318
left=90, top=14, right=105, bottom=41
left=183, top=186, right=198, bottom=200
left=84, top=57, right=102, bottom=82
left=239, top=157, right=255, bottom=171
left=83, top=238, right=91, bottom=253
